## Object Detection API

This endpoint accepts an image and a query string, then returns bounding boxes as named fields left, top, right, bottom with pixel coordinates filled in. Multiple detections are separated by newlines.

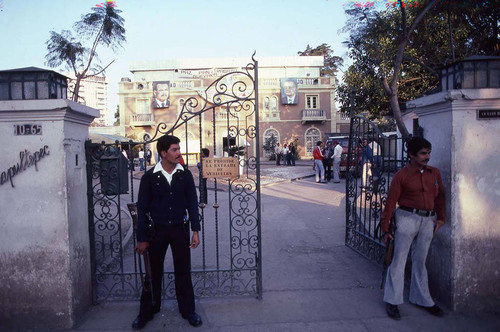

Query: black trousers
left=139, top=223, right=195, bottom=318
left=324, top=162, right=333, bottom=181
left=200, top=178, right=208, bottom=204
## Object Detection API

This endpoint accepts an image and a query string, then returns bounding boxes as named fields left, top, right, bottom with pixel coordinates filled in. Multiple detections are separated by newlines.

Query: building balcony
left=130, top=113, right=155, bottom=126
left=302, top=109, right=326, bottom=124
left=215, top=111, right=238, bottom=122
left=336, top=112, right=350, bottom=123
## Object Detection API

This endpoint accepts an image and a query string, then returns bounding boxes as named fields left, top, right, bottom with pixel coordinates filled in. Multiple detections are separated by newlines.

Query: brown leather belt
left=399, top=205, right=435, bottom=217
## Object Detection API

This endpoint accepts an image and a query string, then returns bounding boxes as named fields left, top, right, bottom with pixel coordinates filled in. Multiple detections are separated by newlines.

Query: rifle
left=127, top=203, right=154, bottom=312
left=380, top=215, right=396, bottom=290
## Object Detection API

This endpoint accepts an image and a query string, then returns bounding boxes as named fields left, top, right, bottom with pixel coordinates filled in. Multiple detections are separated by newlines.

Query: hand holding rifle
left=381, top=216, right=395, bottom=290
left=383, top=232, right=394, bottom=244
left=136, top=241, right=150, bottom=255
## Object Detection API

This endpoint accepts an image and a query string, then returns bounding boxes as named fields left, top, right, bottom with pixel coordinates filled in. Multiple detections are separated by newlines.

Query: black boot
left=132, top=314, right=153, bottom=330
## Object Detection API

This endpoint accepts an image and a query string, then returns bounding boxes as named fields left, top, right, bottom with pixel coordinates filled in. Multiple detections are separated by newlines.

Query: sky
left=0, top=0, right=362, bottom=124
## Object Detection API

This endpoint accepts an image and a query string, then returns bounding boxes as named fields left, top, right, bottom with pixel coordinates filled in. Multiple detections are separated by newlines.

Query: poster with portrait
left=152, top=81, right=170, bottom=108
left=280, top=78, right=298, bottom=105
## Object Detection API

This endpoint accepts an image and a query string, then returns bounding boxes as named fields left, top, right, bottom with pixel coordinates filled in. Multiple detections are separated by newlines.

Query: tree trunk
left=390, top=93, right=409, bottom=138
left=383, top=77, right=410, bottom=138
left=72, top=75, right=83, bottom=102
left=383, top=0, right=438, bottom=138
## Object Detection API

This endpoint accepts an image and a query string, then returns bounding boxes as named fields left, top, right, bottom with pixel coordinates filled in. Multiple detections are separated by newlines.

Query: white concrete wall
left=0, top=100, right=99, bottom=328
left=406, top=88, right=500, bottom=313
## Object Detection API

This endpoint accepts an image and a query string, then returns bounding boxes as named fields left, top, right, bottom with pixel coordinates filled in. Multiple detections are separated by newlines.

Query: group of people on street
left=312, top=140, right=342, bottom=183
left=129, top=133, right=446, bottom=329
left=274, top=142, right=296, bottom=166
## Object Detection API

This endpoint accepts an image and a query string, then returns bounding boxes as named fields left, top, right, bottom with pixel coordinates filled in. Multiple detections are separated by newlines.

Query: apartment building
left=67, top=74, right=108, bottom=126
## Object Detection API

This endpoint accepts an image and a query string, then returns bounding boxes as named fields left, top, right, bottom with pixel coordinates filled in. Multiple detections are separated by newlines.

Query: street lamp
left=440, top=56, right=500, bottom=91
left=0, top=67, right=68, bottom=100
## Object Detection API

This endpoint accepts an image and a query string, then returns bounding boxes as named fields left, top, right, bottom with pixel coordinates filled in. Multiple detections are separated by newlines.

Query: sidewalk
left=133, top=159, right=317, bottom=187
left=74, top=164, right=500, bottom=332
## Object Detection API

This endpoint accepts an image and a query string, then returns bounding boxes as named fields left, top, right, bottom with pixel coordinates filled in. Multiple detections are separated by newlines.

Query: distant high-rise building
left=67, top=74, right=108, bottom=126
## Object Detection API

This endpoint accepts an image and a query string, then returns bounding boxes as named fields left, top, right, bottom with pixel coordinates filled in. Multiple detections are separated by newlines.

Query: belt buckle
left=417, top=210, right=431, bottom=217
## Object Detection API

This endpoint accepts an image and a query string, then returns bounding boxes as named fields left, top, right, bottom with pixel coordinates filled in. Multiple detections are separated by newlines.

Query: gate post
left=0, top=99, right=99, bottom=329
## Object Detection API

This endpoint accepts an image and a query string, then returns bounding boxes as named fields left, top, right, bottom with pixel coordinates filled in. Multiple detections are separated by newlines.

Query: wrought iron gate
left=345, top=115, right=408, bottom=263
left=85, top=57, right=262, bottom=302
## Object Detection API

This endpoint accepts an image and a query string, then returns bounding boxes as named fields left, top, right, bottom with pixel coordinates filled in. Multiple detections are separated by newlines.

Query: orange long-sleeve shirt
left=381, top=163, right=445, bottom=233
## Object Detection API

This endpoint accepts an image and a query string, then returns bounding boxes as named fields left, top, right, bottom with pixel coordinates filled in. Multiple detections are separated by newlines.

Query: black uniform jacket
left=136, top=166, right=200, bottom=242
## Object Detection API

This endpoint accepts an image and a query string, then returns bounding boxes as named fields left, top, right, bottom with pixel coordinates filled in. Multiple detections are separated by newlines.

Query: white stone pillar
left=0, top=99, right=99, bottom=329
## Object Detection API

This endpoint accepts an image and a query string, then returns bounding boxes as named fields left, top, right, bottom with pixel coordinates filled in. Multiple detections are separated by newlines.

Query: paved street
left=72, top=161, right=500, bottom=332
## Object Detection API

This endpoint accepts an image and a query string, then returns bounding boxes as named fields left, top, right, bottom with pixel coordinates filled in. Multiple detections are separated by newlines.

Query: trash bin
left=100, top=152, right=129, bottom=195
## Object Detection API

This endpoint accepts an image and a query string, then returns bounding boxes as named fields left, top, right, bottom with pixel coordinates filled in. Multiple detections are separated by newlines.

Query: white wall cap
left=406, top=88, right=500, bottom=109
left=0, top=99, right=100, bottom=117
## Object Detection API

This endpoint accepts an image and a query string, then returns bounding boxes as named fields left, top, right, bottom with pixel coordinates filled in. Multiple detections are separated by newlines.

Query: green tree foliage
left=263, top=135, right=278, bottom=161
left=113, top=105, right=120, bottom=126
left=298, top=43, right=344, bottom=77
left=337, top=0, right=499, bottom=136
left=45, top=1, right=125, bottom=102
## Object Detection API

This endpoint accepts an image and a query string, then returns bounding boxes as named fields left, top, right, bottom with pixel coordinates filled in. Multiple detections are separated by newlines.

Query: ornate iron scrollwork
left=345, top=115, right=409, bottom=264
left=86, top=58, right=262, bottom=302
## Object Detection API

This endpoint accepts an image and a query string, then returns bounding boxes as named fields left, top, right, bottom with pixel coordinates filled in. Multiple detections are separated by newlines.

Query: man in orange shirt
left=381, top=137, right=445, bottom=320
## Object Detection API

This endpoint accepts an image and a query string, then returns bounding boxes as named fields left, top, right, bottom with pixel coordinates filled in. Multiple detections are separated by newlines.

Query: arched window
left=262, top=96, right=270, bottom=120
left=305, top=127, right=321, bottom=156
left=270, top=96, right=279, bottom=119
left=264, top=97, right=270, bottom=111
left=263, top=128, right=280, bottom=157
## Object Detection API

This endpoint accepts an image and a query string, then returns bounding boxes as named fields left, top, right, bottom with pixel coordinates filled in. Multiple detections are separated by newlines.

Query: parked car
left=327, top=136, right=362, bottom=178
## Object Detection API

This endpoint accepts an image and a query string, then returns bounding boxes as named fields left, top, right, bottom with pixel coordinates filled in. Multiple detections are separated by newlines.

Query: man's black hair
left=157, top=135, right=180, bottom=155
left=316, top=141, right=323, bottom=146
left=407, top=137, right=432, bottom=156
left=201, top=148, right=210, bottom=158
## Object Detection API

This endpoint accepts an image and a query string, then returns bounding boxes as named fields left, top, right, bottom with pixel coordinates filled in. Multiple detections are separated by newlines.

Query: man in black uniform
left=133, top=135, right=202, bottom=329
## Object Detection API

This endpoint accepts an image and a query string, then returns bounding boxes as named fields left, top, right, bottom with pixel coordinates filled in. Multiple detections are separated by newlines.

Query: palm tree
left=45, top=1, right=126, bottom=102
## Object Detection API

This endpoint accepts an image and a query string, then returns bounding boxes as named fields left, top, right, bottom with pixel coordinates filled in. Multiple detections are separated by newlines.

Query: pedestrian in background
left=274, top=143, right=282, bottom=166
left=332, top=140, right=342, bottom=183
left=313, top=141, right=326, bottom=183
left=146, top=148, right=152, bottom=166
left=289, top=142, right=296, bottom=166
left=139, top=148, right=145, bottom=171
left=361, top=138, right=373, bottom=189
left=282, top=143, right=289, bottom=166
left=323, top=141, right=334, bottom=181
left=381, top=137, right=445, bottom=321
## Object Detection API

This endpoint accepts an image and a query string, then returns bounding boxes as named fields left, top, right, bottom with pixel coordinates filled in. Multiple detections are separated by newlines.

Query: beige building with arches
left=117, top=56, right=349, bottom=161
